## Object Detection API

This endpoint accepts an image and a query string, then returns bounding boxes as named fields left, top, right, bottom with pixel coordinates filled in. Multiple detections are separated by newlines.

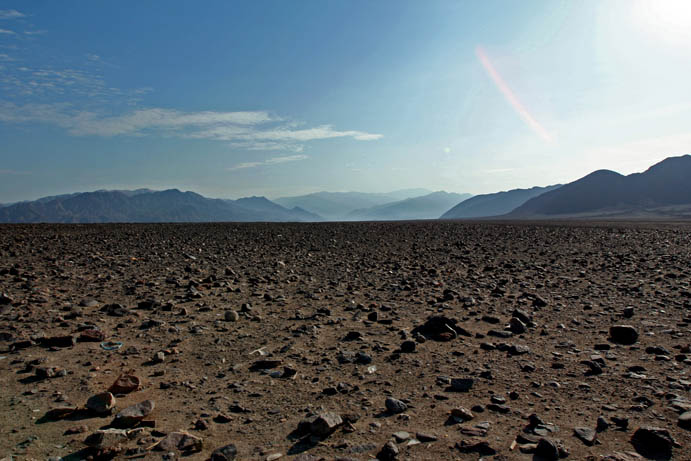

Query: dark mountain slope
left=440, top=185, right=561, bottom=219
left=509, top=155, right=691, bottom=217
left=0, top=189, right=322, bottom=223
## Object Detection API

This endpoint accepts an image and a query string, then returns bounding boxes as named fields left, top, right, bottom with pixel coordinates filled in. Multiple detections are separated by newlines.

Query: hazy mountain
left=509, top=155, right=691, bottom=218
left=274, top=191, right=415, bottom=220
left=347, top=191, right=472, bottom=221
left=231, top=196, right=322, bottom=221
left=0, top=189, right=322, bottom=223
left=440, top=185, right=561, bottom=219
left=383, top=188, right=434, bottom=200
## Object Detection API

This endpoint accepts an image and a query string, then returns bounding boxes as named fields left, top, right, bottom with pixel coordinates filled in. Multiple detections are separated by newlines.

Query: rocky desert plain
left=0, top=221, right=689, bottom=461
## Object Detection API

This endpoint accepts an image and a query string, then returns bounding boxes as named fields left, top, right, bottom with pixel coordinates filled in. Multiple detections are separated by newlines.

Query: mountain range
left=0, top=189, right=321, bottom=223
left=347, top=191, right=471, bottom=221
left=273, top=189, right=433, bottom=221
left=508, top=154, right=691, bottom=218
left=1, top=155, right=689, bottom=223
left=440, top=185, right=561, bottom=219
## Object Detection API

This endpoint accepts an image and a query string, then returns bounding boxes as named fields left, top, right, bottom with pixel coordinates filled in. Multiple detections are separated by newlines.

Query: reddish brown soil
left=0, top=222, right=689, bottom=460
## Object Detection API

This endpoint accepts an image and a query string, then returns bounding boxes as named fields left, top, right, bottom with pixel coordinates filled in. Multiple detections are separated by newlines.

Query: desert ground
left=0, top=221, right=689, bottom=461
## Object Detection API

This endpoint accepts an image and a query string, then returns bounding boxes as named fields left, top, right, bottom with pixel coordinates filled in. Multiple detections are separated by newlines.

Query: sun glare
left=633, top=0, right=691, bottom=45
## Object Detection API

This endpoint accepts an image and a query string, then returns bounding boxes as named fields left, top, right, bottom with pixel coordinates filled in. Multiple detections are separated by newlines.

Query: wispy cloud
left=0, top=28, right=16, bottom=35
left=0, top=102, right=382, bottom=150
left=0, top=63, right=152, bottom=102
left=0, top=10, right=24, bottom=20
left=227, top=154, right=309, bottom=171
left=0, top=169, right=30, bottom=176
left=476, top=46, right=553, bottom=142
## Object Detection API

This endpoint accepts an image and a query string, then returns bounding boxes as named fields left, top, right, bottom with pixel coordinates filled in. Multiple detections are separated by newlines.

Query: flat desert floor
left=0, top=222, right=689, bottom=461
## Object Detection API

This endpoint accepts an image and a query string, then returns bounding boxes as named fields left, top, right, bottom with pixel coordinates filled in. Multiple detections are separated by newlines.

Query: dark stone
left=456, top=438, right=496, bottom=455
left=535, top=438, right=560, bottom=460
left=310, top=412, right=343, bottom=437
left=385, top=397, right=407, bottom=414
left=448, top=377, right=474, bottom=392
left=210, top=444, right=237, bottom=461
left=411, top=315, right=461, bottom=341
left=609, top=325, right=638, bottom=345
left=574, top=427, right=597, bottom=446
left=679, top=411, right=691, bottom=430
left=631, top=426, right=676, bottom=459
left=112, top=400, right=155, bottom=428
left=400, top=340, right=416, bottom=353
left=376, top=441, right=399, bottom=461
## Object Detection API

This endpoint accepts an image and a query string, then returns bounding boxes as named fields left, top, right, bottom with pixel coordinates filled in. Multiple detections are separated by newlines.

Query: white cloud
left=0, top=102, right=383, bottom=150
left=68, top=108, right=275, bottom=136
left=0, top=28, right=16, bottom=35
left=227, top=154, right=309, bottom=171
left=0, top=10, right=24, bottom=20
left=186, top=124, right=382, bottom=143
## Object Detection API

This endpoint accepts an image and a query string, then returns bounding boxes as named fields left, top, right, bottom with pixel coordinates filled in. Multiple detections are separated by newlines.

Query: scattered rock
left=84, top=428, right=129, bottom=449
left=679, top=411, right=691, bottom=430
left=385, top=397, right=407, bottom=414
left=309, top=412, right=343, bottom=437
left=631, top=426, right=678, bottom=458
left=210, top=444, right=237, bottom=461
left=609, top=325, right=639, bottom=345
left=535, top=438, right=560, bottom=460
left=154, top=431, right=203, bottom=453
left=449, top=377, right=474, bottom=392
left=574, top=426, right=597, bottom=446
left=85, top=392, right=116, bottom=415
left=456, top=438, right=496, bottom=455
left=376, top=441, right=399, bottom=460
left=112, top=400, right=154, bottom=428
left=109, top=373, right=141, bottom=394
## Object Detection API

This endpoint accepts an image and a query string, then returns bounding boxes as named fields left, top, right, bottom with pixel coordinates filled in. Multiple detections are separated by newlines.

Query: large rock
left=609, top=325, right=639, bottom=345
left=84, top=428, right=129, bottom=449
left=39, top=335, right=76, bottom=348
left=535, top=438, right=560, bottom=460
left=309, top=412, right=343, bottom=437
left=85, top=392, right=116, bottom=415
left=210, top=444, right=237, bottom=461
left=631, top=426, right=677, bottom=458
left=449, top=378, right=474, bottom=392
left=385, top=397, right=407, bottom=414
left=109, top=373, right=141, bottom=394
left=574, top=427, right=596, bottom=446
left=376, top=441, right=399, bottom=460
left=679, top=411, right=691, bottom=430
left=112, top=400, right=154, bottom=428
left=154, top=431, right=202, bottom=452
left=411, top=315, right=463, bottom=341
left=456, top=438, right=496, bottom=455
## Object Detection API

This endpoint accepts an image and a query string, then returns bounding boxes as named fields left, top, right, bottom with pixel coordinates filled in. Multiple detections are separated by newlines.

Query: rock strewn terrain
left=0, top=221, right=689, bottom=460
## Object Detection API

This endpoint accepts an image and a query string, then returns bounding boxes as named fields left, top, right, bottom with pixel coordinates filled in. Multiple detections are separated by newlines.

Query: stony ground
left=0, top=221, right=689, bottom=461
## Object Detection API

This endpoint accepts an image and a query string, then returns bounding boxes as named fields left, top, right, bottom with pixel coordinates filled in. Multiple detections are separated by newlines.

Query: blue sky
left=1, top=0, right=691, bottom=202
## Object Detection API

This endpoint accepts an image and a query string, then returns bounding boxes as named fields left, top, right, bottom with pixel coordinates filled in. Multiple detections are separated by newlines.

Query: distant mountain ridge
left=0, top=189, right=322, bottom=223
left=348, top=191, right=471, bottom=221
left=274, top=189, right=433, bottom=221
left=440, top=185, right=561, bottom=219
left=509, top=154, right=691, bottom=218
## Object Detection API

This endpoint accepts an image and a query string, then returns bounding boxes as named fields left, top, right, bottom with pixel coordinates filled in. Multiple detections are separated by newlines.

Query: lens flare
left=476, top=46, right=553, bottom=142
